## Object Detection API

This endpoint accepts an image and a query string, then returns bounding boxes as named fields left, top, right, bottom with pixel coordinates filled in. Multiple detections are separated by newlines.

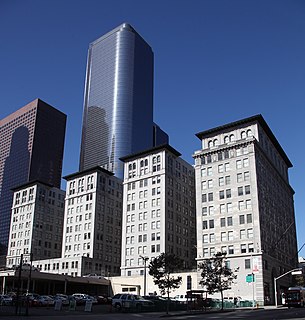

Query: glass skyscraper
left=0, top=99, right=66, bottom=253
left=79, top=23, right=155, bottom=178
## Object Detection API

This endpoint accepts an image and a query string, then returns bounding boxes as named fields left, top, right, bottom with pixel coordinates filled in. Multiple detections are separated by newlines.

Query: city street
left=1, top=307, right=305, bottom=320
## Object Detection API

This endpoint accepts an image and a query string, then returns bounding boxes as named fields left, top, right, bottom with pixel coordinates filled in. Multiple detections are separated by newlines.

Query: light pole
left=140, top=256, right=149, bottom=296
left=274, top=268, right=302, bottom=307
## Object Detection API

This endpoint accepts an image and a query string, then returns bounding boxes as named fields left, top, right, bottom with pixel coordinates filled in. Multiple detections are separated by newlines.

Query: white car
left=112, top=293, right=154, bottom=310
left=174, top=294, right=188, bottom=303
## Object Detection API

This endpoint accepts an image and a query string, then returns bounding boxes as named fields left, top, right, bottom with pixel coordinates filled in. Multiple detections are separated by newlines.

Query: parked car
left=112, top=293, right=153, bottom=311
left=54, top=294, right=69, bottom=306
left=72, top=293, right=88, bottom=305
left=174, top=294, right=188, bottom=303
left=38, top=295, right=55, bottom=306
left=0, top=294, right=13, bottom=306
left=96, top=295, right=108, bottom=304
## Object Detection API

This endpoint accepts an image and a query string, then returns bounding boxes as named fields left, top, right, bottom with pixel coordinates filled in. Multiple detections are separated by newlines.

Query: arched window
left=224, top=136, right=229, bottom=144
left=241, top=131, right=246, bottom=139
left=213, top=139, right=219, bottom=147
left=132, top=162, right=136, bottom=170
left=247, top=129, right=252, bottom=137
left=128, top=164, right=132, bottom=171
left=208, top=140, right=213, bottom=148
left=157, top=155, right=161, bottom=163
left=140, top=160, right=144, bottom=167
left=144, top=159, right=148, bottom=166
left=230, top=134, right=235, bottom=142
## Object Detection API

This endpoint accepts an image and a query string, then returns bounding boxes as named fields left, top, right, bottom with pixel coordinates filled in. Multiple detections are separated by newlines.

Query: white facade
left=62, top=166, right=123, bottom=276
left=120, top=144, right=196, bottom=277
left=6, top=181, right=65, bottom=267
left=193, top=115, right=297, bottom=305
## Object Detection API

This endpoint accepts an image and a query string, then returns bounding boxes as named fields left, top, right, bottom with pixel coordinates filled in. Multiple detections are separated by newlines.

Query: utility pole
left=140, top=256, right=149, bottom=296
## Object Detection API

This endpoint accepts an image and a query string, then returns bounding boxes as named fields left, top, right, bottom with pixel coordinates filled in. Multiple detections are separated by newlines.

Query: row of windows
left=126, top=221, right=161, bottom=233
left=203, top=228, right=253, bottom=243
left=203, top=214, right=252, bottom=229
left=126, top=210, right=161, bottom=222
left=203, top=243, right=254, bottom=257
left=207, top=130, right=253, bottom=148
left=126, top=198, right=161, bottom=211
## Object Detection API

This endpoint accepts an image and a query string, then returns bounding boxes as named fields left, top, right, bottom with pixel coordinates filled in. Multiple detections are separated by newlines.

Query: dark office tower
left=0, top=99, right=66, bottom=251
left=79, top=23, right=154, bottom=178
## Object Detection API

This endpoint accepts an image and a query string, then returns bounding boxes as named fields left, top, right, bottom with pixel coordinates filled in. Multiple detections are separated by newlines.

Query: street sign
left=291, top=270, right=302, bottom=275
left=246, top=274, right=255, bottom=283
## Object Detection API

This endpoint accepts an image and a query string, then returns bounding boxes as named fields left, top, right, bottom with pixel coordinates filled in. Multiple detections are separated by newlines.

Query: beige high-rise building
left=193, top=115, right=297, bottom=305
left=6, top=181, right=65, bottom=268
left=120, top=144, right=196, bottom=277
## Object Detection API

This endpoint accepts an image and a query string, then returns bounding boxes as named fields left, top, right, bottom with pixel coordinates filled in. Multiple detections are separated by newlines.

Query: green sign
left=246, top=274, right=255, bottom=283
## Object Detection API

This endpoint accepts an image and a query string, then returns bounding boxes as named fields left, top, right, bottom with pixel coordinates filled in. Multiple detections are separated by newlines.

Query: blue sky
left=1, top=0, right=304, bottom=256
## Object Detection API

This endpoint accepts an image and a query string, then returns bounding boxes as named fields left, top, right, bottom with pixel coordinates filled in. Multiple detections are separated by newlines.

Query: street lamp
left=274, top=268, right=302, bottom=307
left=140, top=256, right=149, bottom=296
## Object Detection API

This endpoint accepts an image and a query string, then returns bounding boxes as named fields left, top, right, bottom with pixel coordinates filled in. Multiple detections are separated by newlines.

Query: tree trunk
left=167, top=289, right=170, bottom=314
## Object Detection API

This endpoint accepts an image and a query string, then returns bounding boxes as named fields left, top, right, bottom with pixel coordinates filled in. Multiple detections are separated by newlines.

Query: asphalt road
left=1, top=306, right=305, bottom=320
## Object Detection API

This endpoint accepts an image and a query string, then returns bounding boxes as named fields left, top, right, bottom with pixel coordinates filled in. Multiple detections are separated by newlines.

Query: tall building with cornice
left=120, top=144, right=196, bottom=277
left=193, top=115, right=297, bottom=305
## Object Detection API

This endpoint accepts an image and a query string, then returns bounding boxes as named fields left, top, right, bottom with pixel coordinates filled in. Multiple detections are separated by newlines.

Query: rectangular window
left=202, top=221, right=208, bottom=229
left=224, top=163, right=230, bottom=171
left=243, top=158, right=249, bottom=167
left=247, top=228, right=253, bottom=238
left=248, top=243, right=254, bottom=253
left=239, top=215, right=245, bottom=224
left=202, top=207, right=207, bottom=216
left=245, top=185, right=251, bottom=195
left=218, top=164, right=224, bottom=173
left=238, top=187, right=243, bottom=196
left=209, top=220, right=214, bottom=229
left=237, top=173, right=242, bottom=182
left=241, top=244, right=247, bottom=253
left=227, top=217, right=233, bottom=226
left=207, top=167, right=213, bottom=176
left=220, top=218, right=226, bottom=227
left=238, top=201, right=245, bottom=211
left=203, top=234, right=208, bottom=243
left=245, top=259, right=251, bottom=269
left=240, top=229, right=246, bottom=239
left=208, top=193, right=213, bottom=201
left=221, top=232, right=227, bottom=241
left=228, top=245, right=234, bottom=254
left=201, top=168, right=206, bottom=177
left=219, top=177, right=224, bottom=186
left=246, top=199, right=252, bottom=209
left=219, top=190, right=225, bottom=200
left=247, top=214, right=253, bottom=223
left=244, top=171, right=250, bottom=181
left=228, top=231, right=233, bottom=241
left=226, top=189, right=231, bottom=198
left=227, top=203, right=232, bottom=212
left=236, top=160, right=242, bottom=169
left=220, top=204, right=225, bottom=214
left=225, top=176, right=231, bottom=185
left=208, top=180, right=213, bottom=188
left=202, top=194, right=207, bottom=202
left=202, top=181, right=207, bottom=190
left=209, top=233, right=215, bottom=243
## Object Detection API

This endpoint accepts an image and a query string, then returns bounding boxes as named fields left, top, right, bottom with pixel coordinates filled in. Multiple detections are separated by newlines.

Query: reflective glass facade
left=79, top=23, right=154, bottom=178
left=0, top=99, right=66, bottom=251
